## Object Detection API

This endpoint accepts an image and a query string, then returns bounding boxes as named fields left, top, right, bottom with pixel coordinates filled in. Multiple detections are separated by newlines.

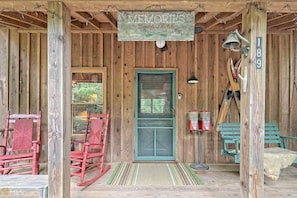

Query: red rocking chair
left=0, top=111, right=42, bottom=175
left=70, top=111, right=111, bottom=186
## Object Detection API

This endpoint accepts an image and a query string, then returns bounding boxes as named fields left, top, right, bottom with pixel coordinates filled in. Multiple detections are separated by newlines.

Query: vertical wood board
left=111, top=34, right=123, bottom=162
left=0, top=29, right=9, bottom=126
left=29, top=33, right=41, bottom=113
left=40, top=33, right=48, bottom=163
left=19, top=33, right=30, bottom=112
left=278, top=35, right=290, bottom=135
left=290, top=31, right=297, bottom=150
left=122, top=42, right=135, bottom=161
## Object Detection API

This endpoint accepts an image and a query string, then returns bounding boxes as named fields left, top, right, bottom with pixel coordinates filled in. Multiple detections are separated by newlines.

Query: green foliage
left=72, top=82, right=103, bottom=103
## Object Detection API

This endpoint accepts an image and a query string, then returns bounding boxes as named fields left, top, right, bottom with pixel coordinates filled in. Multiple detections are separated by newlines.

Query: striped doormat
left=107, top=162, right=203, bottom=185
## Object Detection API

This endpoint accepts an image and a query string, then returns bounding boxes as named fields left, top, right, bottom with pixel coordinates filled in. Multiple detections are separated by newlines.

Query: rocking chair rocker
left=70, top=111, right=110, bottom=186
left=0, top=111, right=42, bottom=175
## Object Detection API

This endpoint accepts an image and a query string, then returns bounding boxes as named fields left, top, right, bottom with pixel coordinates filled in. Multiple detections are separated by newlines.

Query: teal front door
left=135, top=70, right=176, bottom=161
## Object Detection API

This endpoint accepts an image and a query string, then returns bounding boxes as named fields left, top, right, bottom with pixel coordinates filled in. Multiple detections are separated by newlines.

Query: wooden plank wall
left=0, top=31, right=48, bottom=162
left=1, top=29, right=296, bottom=164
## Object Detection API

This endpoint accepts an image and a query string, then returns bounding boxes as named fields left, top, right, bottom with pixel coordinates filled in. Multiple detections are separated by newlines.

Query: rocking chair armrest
left=32, top=141, right=40, bottom=153
left=82, top=143, right=102, bottom=151
left=83, top=143, right=101, bottom=146
left=0, top=145, right=6, bottom=155
left=32, top=141, right=40, bottom=147
left=72, top=139, right=84, bottom=144
left=32, top=140, right=40, bottom=144
left=71, top=139, right=84, bottom=147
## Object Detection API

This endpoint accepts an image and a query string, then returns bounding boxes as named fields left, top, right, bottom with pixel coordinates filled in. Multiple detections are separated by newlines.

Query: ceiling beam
left=221, top=14, right=242, bottom=30
left=23, top=12, right=48, bottom=23
left=0, top=14, right=30, bottom=28
left=268, top=13, right=296, bottom=28
left=1, top=12, right=47, bottom=28
left=70, top=16, right=87, bottom=29
left=1, top=1, right=297, bottom=13
left=76, top=11, right=101, bottom=29
left=102, top=12, right=117, bottom=29
left=204, top=12, right=233, bottom=29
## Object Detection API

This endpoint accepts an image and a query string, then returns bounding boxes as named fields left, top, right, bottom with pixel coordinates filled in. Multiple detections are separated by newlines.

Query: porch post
left=47, top=1, right=71, bottom=197
left=240, top=2, right=267, bottom=198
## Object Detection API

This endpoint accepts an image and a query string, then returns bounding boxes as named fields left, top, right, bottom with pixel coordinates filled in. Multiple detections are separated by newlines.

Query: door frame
left=134, top=69, right=177, bottom=161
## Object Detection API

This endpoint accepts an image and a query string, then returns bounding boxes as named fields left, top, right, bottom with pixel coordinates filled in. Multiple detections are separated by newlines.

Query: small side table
left=190, top=130, right=209, bottom=170
left=264, top=147, right=297, bottom=180
left=0, top=175, right=48, bottom=198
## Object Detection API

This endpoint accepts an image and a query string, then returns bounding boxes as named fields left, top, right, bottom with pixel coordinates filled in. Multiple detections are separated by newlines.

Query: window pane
left=72, top=82, right=103, bottom=104
left=72, top=104, right=103, bottom=134
left=72, top=71, right=104, bottom=134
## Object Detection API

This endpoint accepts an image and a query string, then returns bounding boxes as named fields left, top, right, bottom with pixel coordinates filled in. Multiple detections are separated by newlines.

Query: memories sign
left=118, top=11, right=195, bottom=41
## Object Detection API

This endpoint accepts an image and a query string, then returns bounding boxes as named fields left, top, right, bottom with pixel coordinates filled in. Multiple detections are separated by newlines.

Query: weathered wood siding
left=0, top=31, right=49, bottom=162
left=1, top=30, right=296, bottom=164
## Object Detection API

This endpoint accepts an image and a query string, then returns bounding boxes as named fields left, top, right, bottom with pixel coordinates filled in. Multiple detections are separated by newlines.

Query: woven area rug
left=107, top=162, right=202, bottom=185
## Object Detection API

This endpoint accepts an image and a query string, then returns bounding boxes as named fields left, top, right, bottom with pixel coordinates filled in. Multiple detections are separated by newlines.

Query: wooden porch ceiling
left=0, top=1, right=296, bottom=33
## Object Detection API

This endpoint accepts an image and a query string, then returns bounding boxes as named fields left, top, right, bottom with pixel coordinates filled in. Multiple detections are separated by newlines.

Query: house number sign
left=256, top=36, right=262, bottom=69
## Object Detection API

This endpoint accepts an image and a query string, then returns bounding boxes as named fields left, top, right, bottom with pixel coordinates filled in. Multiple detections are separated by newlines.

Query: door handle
left=171, top=108, right=176, bottom=117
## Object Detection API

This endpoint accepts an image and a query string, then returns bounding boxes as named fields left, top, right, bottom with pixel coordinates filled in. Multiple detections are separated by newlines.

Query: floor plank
left=70, top=163, right=297, bottom=198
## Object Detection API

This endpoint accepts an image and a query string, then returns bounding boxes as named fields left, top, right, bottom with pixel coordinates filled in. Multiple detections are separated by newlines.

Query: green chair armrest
left=280, top=135, right=297, bottom=149
left=222, top=138, right=240, bottom=154
left=280, top=135, right=297, bottom=140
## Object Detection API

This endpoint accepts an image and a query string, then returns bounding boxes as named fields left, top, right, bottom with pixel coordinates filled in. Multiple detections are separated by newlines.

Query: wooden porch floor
left=69, top=163, right=297, bottom=198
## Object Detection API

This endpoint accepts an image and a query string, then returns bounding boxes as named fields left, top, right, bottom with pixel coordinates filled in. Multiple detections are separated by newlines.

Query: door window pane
left=138, top=74, right=173, bottom=118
